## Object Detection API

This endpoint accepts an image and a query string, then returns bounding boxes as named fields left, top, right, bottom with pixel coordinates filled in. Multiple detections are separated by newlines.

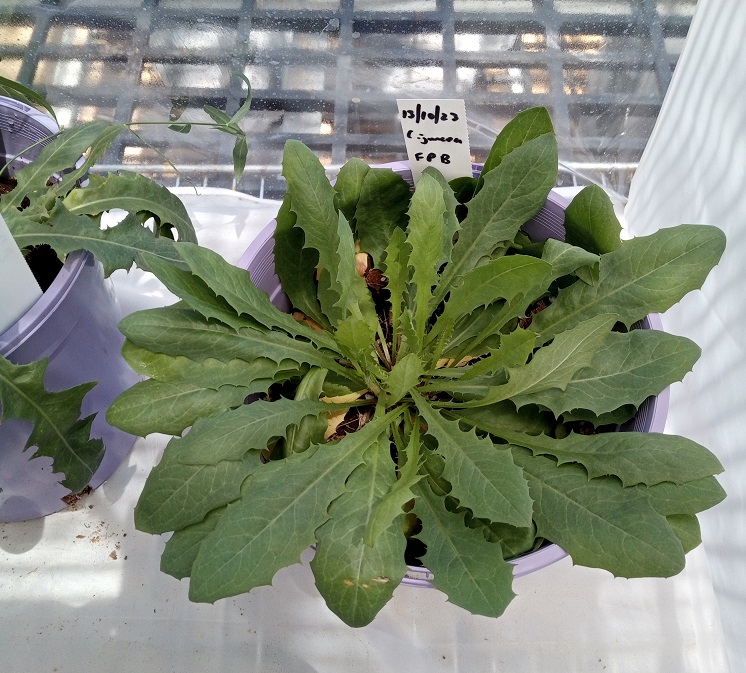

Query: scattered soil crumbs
left=62, top=485, right=92, bottom=508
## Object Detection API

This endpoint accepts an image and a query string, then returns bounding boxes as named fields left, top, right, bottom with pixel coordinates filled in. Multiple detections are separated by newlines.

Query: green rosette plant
left=108, top=107, right=726, bottom=627
left=0, top=76, right=251, bottom=493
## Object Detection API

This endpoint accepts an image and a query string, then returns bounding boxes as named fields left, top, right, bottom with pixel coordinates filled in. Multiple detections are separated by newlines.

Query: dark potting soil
left=23, top=244, right=63, bottom=292
left=0, top=176, right=63, bottom=292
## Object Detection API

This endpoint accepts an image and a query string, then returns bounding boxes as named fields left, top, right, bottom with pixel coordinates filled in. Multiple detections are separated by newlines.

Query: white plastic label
left=0, top=213, right=42, bottom=334
left=397, top=99, right=472, bottom=183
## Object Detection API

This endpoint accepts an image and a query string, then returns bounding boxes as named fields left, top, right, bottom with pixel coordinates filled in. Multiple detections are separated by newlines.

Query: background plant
left=109, top=107, right=726, bottom=627
left=0, top=75, right=251, bottom=494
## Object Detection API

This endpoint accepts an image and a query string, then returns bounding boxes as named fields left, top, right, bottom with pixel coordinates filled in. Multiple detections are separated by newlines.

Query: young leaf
left=436, top=132, right=559, bottom=304
left=563, top=185, right=622, bottom=255
left=511, top=329, right=702, bottom=417
left=282, top=140, right=356, bottom=313
left=63, top=171, right=197, bottom=243
left=431, top=255, right=552, bottom=343
left=416, top=397, right=534, bottom=528
left=381, top=227, right=409, bottom=357
left=273, top=193, right=329, bottom=330
left=355, top=167, right=411, bottom=266
left=0, top=357, right=103, bottom=492
left=312, top=437, right=407, bottom=627
left=0, top=75, right=57, bottom=121
left=203, top=104, right=231, bottom=126
left=187, top=410, right=401, bottom=603
left=531, top=225, right=727, bottom=338
left=407, top=171, right=446, bottom=345
left=478, top=106, right=554, bottom=187
left=450, top=314, right=615, bottom=408
left=284, top=369, right=329, bottom=456
left=422, top=166, right=460, bottom=266
left=333, top=157, right=370, bottom=230
left=364, top=422, right=425, bottom=546
left=413, top=480, right=516, bottom=618
left=512, top=448, right=686, bottom=578
left=383, top=353, right=423, bottom=407
left=230, top=73, right=253, bottom=124
left=0, top=121, right=111, bottom=210
left=638, top=476, right=726, bottom=516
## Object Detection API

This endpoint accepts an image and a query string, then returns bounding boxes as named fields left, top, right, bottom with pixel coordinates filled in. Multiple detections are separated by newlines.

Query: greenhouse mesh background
left=0, top=0, right=695, bottom=197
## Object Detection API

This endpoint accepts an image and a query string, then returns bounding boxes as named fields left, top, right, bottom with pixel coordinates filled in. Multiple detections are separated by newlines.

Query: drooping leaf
left=232, top=135, right=248, bottom=183
left=491, top=427, right=724, bottom=487
left=118, top=306, right=353, bottom=379
left=7, top=204, right=187, bottom=278
left=531, top=225, right=727, bottom=338
left=161, top=506, right=226, bottom=580
left=355, top=167, right=411, bottom=266
left=436, top=132, right=559, bottom=305
left=134, top=445, right=261, bottom=534
left=512, top=448, right=686, bottom=578
left=638, top=476, right=726, bottom=516
left=169, top=398, right=333, bottom=465
left=312, top=436, right=407, bottom=627
left=416, top=397, right=533, bottom=528
left=563, top=185, right=622, bottom=255
left=666, top=514, right=701, bottom=554
left=413, top=480, right=516, bottom=618
left=0, top=357, right=103, bottom=492
left=512, top=329, right=702, bottom=417
left=64, top=171, right=197, bottom=243
left=187, top=409, right=401, bottom=603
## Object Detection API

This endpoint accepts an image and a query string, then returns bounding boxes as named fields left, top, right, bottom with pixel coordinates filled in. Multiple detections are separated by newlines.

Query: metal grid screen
left=0, top=0, right=695, bottom=198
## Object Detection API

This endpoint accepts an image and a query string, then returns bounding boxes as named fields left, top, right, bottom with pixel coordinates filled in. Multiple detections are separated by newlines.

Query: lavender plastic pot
left=236, top=163, right=669, bottom=585
left=0, top=98, right=137, bottom=522
left=0, top=252, right=139, bottom=523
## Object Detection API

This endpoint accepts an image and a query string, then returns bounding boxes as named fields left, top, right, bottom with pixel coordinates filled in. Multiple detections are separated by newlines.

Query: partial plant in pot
left=0, top=76, right=251, bottom=520
left=108, top=107, right=726, bottom=627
